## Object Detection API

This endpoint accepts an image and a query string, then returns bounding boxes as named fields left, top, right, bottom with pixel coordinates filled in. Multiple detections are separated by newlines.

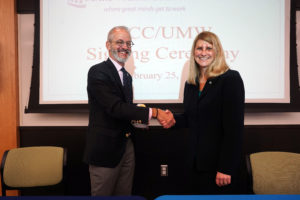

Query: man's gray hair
left=107, top=26, right=131, bottom=41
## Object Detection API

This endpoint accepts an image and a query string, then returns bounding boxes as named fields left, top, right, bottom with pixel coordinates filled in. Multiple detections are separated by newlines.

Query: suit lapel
left=105, top=59, right=129, bottom=101
left=105, top=59, right=123, bottom=89
left=198, top=76, right=218, bottom=101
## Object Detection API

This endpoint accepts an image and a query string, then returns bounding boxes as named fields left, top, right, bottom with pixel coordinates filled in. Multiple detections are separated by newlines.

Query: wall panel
left=19, top=125, right=300, bottom=198
left=0, top=0, right=19, bottom=196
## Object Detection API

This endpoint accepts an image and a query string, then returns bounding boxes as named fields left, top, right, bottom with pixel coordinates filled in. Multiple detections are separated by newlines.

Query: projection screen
left=39, top=0, right=290, bottom=105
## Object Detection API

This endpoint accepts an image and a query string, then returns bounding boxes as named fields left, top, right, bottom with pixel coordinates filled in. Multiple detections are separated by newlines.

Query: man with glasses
left=83, top=26, right=175, bottom=196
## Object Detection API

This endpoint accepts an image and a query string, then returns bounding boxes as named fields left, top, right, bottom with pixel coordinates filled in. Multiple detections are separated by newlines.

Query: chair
left=1, top=146, right=67, bottom=196
left=246, top=151, right=300, bottom=194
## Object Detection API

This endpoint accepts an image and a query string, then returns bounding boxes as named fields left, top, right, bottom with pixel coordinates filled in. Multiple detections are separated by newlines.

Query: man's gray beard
left=111, top=50, right=131, bottom=63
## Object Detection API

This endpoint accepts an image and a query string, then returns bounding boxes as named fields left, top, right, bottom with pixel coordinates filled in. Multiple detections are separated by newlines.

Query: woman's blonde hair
left=187, top=31, right=229, bottom=85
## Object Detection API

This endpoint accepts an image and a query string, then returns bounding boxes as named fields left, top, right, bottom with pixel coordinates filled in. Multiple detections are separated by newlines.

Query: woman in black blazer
left=173, top=31, right=245, bottom=194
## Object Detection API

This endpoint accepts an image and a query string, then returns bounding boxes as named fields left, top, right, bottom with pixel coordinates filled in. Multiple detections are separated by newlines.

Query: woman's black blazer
left=175, top=69, right=245, bottom=176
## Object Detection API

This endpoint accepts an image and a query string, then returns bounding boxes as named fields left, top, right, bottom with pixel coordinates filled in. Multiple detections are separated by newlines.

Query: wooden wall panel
left=0, top=0, right=19, bottom=196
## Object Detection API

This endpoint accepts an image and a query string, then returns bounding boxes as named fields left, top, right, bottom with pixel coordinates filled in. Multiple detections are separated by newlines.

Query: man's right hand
left=157, top=109, right=176, bottom=129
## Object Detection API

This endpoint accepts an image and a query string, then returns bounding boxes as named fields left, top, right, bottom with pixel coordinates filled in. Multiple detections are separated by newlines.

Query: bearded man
left=83, top=26, right=174, bottom=196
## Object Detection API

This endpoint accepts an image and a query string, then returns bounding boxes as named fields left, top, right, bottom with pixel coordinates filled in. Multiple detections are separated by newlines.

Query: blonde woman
left=174, top=31, right=245, bottom=194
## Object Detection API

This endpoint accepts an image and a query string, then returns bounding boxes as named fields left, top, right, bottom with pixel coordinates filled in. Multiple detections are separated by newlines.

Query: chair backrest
left=1, top=146, right=67, bottom=196
left=246, top=151, right=300, bottom=194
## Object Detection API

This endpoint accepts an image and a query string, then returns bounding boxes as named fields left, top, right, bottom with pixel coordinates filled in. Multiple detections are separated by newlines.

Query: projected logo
left=67, top=0, right=87, bottom=8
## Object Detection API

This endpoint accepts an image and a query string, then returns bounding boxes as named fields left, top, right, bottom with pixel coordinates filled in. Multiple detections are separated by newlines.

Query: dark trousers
left=186, top=170, right=240, bottom=195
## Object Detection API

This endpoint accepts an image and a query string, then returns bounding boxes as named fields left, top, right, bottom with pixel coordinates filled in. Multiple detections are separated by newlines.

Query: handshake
left=133, top=104, right=176, bottom=129
left=152, top=108, right=176, bottom=129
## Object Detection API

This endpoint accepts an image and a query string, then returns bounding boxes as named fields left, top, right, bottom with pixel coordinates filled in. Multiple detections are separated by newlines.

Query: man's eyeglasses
left=112, top=40, right=134, bottom=48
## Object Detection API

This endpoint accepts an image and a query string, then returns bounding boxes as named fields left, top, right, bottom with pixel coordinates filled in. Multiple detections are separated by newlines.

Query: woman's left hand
left=215, top=172, right=231, bottom=187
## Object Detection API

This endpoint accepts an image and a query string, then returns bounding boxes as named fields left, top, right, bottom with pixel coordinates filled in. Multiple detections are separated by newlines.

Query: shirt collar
left=109, top=57, right=123, bottom=72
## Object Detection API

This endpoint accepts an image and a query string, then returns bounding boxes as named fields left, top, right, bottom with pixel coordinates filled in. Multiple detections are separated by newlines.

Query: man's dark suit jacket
left=175, top=69, right=245, bottom=176
left=83, top=59, right=149, bottom=168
